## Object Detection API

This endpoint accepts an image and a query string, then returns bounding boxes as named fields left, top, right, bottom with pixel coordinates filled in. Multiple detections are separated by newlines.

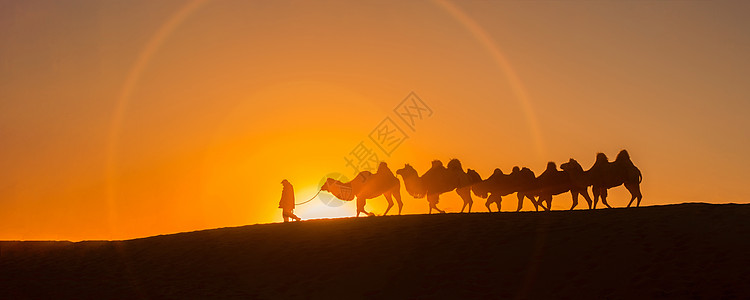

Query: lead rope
left=294, top=188, right=323, bottom=205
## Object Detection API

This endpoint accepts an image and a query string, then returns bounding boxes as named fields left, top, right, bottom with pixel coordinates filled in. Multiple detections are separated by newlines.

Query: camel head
left=470, top=170, right=490, bottom=199
left=396, top=164, right=418, bottom=178
left=472, top=183, right=489, bottom=199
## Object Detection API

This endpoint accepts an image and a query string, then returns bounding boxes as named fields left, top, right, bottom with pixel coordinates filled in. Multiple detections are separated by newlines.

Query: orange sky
left=1, top=0, right=749, bottom=241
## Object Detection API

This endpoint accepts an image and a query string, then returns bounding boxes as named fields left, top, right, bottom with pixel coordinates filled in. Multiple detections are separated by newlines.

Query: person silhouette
left=279, top=179, right=301, bottom=222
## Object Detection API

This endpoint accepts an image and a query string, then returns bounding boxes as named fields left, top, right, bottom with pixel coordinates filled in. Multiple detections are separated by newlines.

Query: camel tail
left=636, top=167, right=642, bottom=184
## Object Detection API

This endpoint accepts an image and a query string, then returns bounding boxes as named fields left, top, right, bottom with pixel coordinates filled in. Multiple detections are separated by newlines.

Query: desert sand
left=1, top=203, right=748, bottom=299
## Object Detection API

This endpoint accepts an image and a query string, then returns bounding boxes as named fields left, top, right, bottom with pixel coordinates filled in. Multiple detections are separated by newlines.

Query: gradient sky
left=1, top=0, right=749, bottom=241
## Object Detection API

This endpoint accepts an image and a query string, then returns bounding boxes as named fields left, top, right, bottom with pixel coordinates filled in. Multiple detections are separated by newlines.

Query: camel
left=534, top=162, right=574, bottom=211
left=396, top=164, right=426, bottom=199
left=471, top=168, right=510, bottom=212
left=471, top=167, right=543, bottom=212
left=587, top=150, right=643, bottom=208
left=559, top=158, right=595, bottom=210
left=396, top=160, right=465, bottom=214
left=321, top=162, right=402, bottom=217
left=509, top=166, right=543, bottom=212
left=446, top=159, right=483, bottom=213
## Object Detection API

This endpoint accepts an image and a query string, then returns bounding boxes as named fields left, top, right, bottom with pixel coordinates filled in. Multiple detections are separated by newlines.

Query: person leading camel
left=279, top=179, right=301, bottom=222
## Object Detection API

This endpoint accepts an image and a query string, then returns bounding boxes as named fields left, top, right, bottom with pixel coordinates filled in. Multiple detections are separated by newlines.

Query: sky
left=1, top=0, right=749, bottom=241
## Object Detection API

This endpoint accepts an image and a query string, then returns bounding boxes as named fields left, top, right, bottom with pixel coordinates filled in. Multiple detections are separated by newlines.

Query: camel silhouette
left=559, top=158, right=595, bottom=210
left=397, top=161, right=449, bottom=214
left=471, top=167, right=543, bottom=212
left=396, top=164, right=426, bottom=199
left=321, top=162, right=402, bottom=217
left=446, top=159, right=483, bottom=213
left=534, top=162, right=575, bottom=211
left=587, top=150, right=643, bottom=208
left=396, top=159, right=481, bottom=214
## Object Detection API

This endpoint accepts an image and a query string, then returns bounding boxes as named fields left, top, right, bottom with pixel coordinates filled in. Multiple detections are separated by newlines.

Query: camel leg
left=488, top=194, right=501, bottom=212
left=459, top=189, right=466, bottom=213
left=393, top=188, right=404, bottom=215
left=592, top=187, right=600, bottom=209
left=600, top=189, right=612, bottom=208
left=516, top=193, right=524, bottom=212
left=539, top=195, right=551, bottom=211
left=636, top=189, right=643, bottom=207
left=382, top=193, right=394, bottom=216
left=430, top=203, right=445, bottom=214
left=581, top=189, right=593, bottom=210
left=467, top=192, right=474, bottom=213
left=625, top=183, right=643, bottom=208
left=533, top=195, right=546, bottom=211
left=457, top=188, right=472, bottom=213
left=570, top=191, right=579, bottom=210
left=485, top=196, right=493, bottom=212
left=465, top=189, right=474, bottom=213
left=431, top=195, right=445, bottom=214
left=526, top=194, right=541, bottom=211
left=427, top=195, right=440, bottom=214
left=356, top=197, right=372, bottom=217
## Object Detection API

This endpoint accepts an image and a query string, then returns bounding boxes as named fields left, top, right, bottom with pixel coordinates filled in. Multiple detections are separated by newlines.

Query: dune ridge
left=1, top=203, right=749, bottom=299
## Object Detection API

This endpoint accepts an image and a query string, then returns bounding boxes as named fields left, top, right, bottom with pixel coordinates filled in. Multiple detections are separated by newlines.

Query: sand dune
left=1, top=203, right=749, bottom=299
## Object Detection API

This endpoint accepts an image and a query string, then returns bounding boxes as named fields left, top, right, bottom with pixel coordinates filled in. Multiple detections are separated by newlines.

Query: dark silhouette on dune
left=588, top=150, right=643, bottom=208
left=420, top=160, right=458, bottom=214
left=534, top=162, right=575, bottom=211
left=398, top=161, right=449, bottom=214
left=278, top=180, right=301, bottom=222
left=471, top=168, right=509, bottom=212
left=465, top=169, right=483, bottom=211
left=4, top=204, right=746, bottom=299
left=471, top=166, right=543, bottom=212
left=321, top=162, right=402, bottom=217
left=559, top=158, right=595, bottom=210
left=397, top=159, right=481, bottom=214
left=446, top=159, right=483, bottom=213
left=396, top=164, right=426, bottom=199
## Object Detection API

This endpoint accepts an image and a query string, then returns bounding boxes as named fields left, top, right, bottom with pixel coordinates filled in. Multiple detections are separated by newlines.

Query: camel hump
left=616, top=149, right=630, bottom=161
left=447, top=159, right=463, bottom=170
left=431, top=160, right=443, bottom=168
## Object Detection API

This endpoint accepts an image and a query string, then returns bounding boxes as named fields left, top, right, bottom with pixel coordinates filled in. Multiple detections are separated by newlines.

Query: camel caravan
left=320, top=150, right=642, bottom=216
